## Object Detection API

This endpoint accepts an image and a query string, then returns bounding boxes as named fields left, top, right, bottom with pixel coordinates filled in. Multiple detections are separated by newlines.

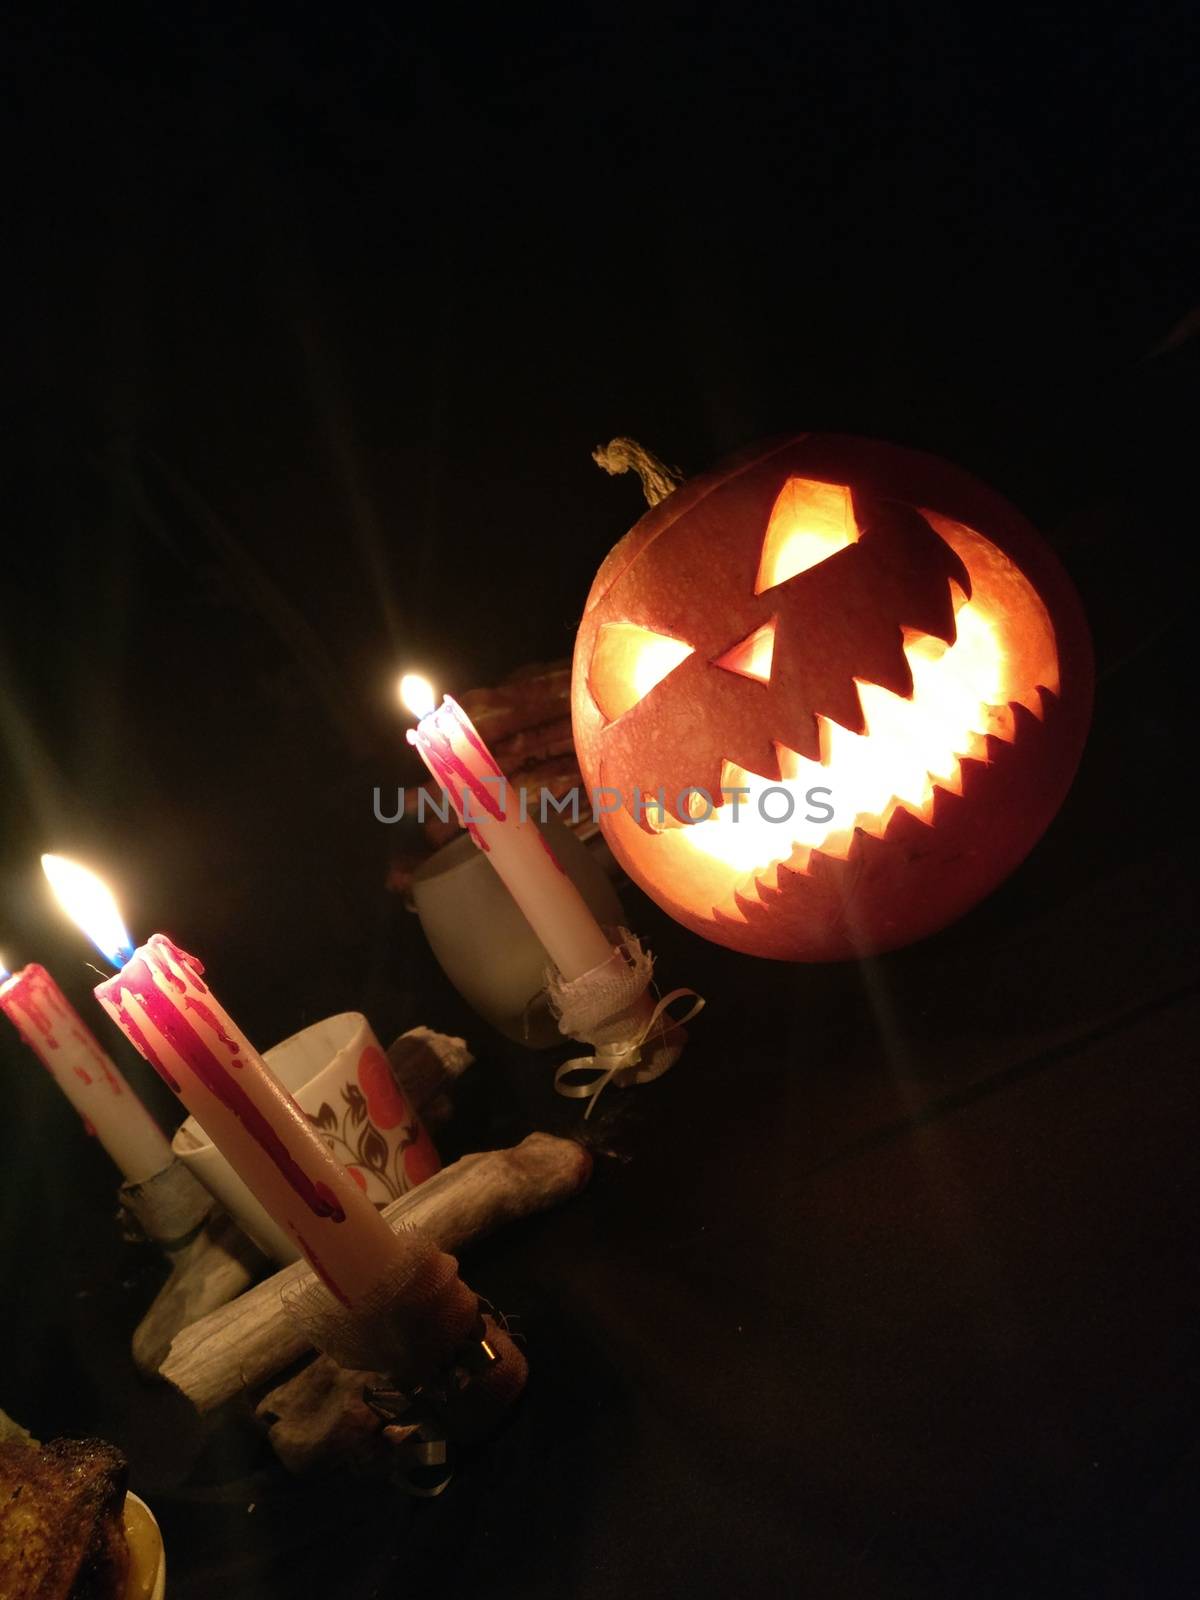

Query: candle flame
left=0, top=955, right=9, bottom=982
left=399, top=672, right=437, bottom=720
left=41, top=855, right=134, bottom=969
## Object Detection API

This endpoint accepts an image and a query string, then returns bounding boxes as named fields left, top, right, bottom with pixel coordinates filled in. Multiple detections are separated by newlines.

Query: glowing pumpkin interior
left=584, top=475, right=1062, bottom=932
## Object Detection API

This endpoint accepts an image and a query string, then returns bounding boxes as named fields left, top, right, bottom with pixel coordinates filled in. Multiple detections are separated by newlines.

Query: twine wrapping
left=282, top=1269, right=528, bottom=1495
left=548, top=930, right=704, bottom=1114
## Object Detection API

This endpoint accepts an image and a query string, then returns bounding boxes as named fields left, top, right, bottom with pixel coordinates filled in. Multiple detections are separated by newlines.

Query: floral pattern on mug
left=357, top=1046, right=410, bottom=1128
left=303, top=1047, right=440, bottom=1204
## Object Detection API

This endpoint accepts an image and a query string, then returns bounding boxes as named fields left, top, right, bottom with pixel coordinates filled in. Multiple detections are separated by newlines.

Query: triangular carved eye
left=713, top=620, right=775, bottom=684
left=756, top=477, right=858, bottom=593
left=590, top=622, right=694, bottom=722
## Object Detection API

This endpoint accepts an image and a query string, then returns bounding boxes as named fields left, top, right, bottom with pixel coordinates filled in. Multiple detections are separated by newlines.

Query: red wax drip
left=444, top=697, right=506, bottom=778
left=156, top=936, right=209, bottom=993
left=414, top=738, right=460, bottom=819
left=418, top=739, right=492, bottom=850
left=115, top=992, right=180, bottom=1094
left=7, top=967, right=63, bottom=1049
left=115, top=997, right=180, bottom=1091
left=420, top=721, right=504, bottom=823
left=104, top=939, right=346, bottom=1224
left=158, top=957, right=187, bottom=995
left=68, top=1023, right=125, bottom=1096
left=184, top=995, right=242, bottom=1059
left=312, top=1181, right=345, bottom=1219
left=288, top=1224, right=352, bottom=1308
left=4, top=973, right=133, bottom=1104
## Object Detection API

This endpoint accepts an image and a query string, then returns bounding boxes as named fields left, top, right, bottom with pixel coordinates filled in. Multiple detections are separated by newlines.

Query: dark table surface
left=1, top=8, right=1196, bottom=1597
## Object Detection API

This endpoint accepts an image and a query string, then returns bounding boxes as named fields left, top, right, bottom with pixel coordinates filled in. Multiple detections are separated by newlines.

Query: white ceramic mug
left=171, top=1012, right=440, bottom=1264
left=410, top=817, right=626, bottom=1047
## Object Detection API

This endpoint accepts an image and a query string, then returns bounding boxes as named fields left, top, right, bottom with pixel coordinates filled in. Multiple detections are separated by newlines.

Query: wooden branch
left=160, top=1134, right=591, bottom=1414
left=386, top=1026, right=472, bottom=1130
left=256, top=1310, right=524, bottom=1476
left=131, top=1213, right=268, bottom=1378
left=255, top=1355, right=388, bottom=1475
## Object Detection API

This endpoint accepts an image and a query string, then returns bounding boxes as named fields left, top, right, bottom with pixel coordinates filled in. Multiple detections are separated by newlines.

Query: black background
left=1, top=6, right=1197, bottom=1597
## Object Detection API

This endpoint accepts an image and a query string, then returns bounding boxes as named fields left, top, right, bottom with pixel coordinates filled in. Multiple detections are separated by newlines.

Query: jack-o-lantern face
left=572, top=435, right=1093, bottom=961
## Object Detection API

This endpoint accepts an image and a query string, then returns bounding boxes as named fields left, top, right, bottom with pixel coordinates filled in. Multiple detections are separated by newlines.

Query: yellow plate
left=123, top=1492, right=166, bottom=1600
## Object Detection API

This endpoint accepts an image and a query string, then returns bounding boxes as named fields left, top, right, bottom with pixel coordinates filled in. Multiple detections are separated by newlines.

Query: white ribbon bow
left=554, top=986, right=705, bottom=1116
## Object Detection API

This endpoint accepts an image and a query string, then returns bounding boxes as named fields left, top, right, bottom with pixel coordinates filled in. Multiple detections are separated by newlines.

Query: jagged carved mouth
left=652, top=589, right=1050, bottom=907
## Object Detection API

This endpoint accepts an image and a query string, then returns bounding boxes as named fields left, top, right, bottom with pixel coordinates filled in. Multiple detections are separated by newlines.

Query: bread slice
left=0, top=1437, right=130, bottom=1600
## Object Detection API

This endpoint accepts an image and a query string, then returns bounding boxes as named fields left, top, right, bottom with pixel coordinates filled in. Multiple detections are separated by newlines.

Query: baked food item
left=0, top=1436, right=130, bottom=1599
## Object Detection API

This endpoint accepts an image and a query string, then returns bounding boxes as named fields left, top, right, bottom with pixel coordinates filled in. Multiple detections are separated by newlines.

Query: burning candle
left=0, top=933, right=173, bottom=1186
left=401, top=674, right=618, bottom=983
left=49, top=862, right=416, bottom=1309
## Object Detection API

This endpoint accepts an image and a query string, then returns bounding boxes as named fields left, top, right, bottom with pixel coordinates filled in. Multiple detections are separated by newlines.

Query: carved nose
left=712, top=620, right=775, bottom=684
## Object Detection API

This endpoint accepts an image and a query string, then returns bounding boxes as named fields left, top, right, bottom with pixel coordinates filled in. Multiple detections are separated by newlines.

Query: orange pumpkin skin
left=572, top=435, right=1093, bottom=961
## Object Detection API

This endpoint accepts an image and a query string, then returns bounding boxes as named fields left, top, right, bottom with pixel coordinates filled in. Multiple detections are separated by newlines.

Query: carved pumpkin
left=572, top=435, right=1093, bottom=961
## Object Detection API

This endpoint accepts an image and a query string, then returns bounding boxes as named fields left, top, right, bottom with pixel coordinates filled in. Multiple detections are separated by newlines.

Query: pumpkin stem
left=592, top=438, right=682, bottom=507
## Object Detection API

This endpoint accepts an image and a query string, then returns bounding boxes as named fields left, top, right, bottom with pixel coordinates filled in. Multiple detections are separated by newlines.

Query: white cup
left=410, top=817, right=626, bottom=1046
left=171, top=1012, right=440, bottom=1264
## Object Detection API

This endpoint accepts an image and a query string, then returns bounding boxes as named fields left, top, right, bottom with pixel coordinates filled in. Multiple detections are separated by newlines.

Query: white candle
left=95, top=935, right=407, bottom=1308
left=403, top=679, right=616, bottom=983
left=0, top=959, right=172, bottom=1184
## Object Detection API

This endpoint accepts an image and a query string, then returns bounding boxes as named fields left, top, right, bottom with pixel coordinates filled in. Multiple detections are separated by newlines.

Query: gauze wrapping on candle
left=547, top=928, right=653, bottom=1045
left=280, top=1231, right=480, bottom=1383
left=549, top=930, right=704, bottom=1112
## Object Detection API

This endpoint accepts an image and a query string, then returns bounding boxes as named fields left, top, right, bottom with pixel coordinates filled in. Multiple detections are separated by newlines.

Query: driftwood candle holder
left=161, top=1133, right=591, bottom=1414
left=161, top=1133, right=591, bottom=1478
